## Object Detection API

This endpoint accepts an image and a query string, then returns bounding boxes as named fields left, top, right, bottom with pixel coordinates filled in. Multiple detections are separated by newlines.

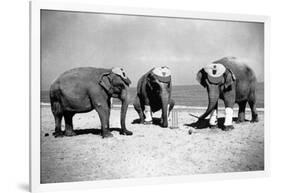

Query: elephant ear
left=196, top=68, right=207, bottom=88
left=146, top=72, right=155, bottom=90
left=224, top=69, right=236, bottom=91
left=99, top=73, right=113, bottom=94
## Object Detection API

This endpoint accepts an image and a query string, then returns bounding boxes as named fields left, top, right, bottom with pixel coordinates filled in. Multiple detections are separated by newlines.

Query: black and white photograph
left=39, top=9, right=265, bottom=184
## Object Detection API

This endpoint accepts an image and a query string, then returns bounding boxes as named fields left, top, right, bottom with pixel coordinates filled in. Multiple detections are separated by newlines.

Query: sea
left=41, top=83, right=264, bottom=108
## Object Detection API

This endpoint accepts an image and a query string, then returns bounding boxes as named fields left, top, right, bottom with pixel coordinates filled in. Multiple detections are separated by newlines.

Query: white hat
left=112, top=67, right=128, bottom=79
left=204, top=63, right=226, bottom=84
left=152, top=66, right=171, bottom=77
left=204, top=63, right=226, bottom=77
left=151, top=66, right=171, bottom=83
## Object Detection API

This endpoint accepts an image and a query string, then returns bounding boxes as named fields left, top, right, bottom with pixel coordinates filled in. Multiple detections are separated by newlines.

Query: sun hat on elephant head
left=112, top=67, right=131, bottom=85
left=151, top=66, right=171, bottom=83
left=204, top=63, right=226, bottom=84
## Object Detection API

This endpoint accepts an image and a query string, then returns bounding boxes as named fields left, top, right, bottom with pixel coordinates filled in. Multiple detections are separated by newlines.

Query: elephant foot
left=209, top=124, right=218, bottom=129
left=64, top=130, right=77, bottom=137
left=222, top=125, right=234, bottom=131
left=53, top=131, right=64, bottom=138
left=159, top=118, right=168, bottom=128
left=144, top=120, right=152, bottom=125
left=236, top=118, right=245, bottom=123
left=250, top=115, right=259, bottom=123
left=102, top=131, right=113, bottom=138
left=120, top=129, right=133, bottom=136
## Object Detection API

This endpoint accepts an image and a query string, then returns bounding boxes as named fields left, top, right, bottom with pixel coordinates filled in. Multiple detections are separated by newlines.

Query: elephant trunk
left=160, top=85, right=170, bottom=128
left=199, top=86, right=219, bottom=120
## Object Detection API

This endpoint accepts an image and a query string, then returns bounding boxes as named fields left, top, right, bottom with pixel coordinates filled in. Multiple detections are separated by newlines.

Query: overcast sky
left=41, top=10, right=264, bottom=90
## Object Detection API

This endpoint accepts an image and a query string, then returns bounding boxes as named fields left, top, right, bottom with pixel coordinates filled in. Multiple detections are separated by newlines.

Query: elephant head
left=99, top=67, right=132, bottom=131
left=196, top=63, right=236, bottom=120
left=99, top=67, right=131, bottom=98
left=147, top=66, right=172, bottom=127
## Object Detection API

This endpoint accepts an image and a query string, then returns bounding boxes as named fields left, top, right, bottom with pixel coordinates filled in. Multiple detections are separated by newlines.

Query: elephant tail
left=49, top=83, right=63, bottom=115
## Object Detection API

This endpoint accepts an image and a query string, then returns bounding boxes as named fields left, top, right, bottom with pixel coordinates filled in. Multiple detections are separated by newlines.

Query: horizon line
left=41, top=82, right=264, bottom=91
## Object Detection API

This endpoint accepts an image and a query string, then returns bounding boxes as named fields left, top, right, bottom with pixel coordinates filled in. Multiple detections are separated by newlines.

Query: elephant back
left=51, top=67, right=112, bottom=97
left=213, top=56, right=257, bottom=83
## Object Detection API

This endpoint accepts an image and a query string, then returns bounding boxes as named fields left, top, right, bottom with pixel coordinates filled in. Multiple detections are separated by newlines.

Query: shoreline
left=40, top=102, right=264, bottom=112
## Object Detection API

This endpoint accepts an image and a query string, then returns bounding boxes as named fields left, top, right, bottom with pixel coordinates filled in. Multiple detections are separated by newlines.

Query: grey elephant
left=49, top=67, right=133, bottom=138
left=196, top=56, right=259, bottom=131
left=133, top=67, right=175, bottom=128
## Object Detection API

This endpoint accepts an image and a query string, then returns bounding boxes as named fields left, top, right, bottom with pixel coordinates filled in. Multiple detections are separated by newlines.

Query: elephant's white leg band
left=144, top=105, right=152, bottom=122
left=209, top=109, right=218, bottom=126
left=224, top=107, right=233, bottom=126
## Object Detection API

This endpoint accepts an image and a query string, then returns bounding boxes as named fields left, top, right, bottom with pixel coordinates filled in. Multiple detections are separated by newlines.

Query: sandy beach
left=40, top=105, right=264, bottom=184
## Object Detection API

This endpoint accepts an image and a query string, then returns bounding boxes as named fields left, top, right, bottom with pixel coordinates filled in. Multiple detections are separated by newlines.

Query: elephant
left=49, top=67, right=133, bottom=138
left=196, top=56, right=259, bottom=131
left=133, top=66, right=175, bottom=128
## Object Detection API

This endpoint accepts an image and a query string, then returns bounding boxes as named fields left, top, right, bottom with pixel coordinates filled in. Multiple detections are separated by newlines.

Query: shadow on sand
left=132, top=117, right=162, bottom=127
left=49, top=127, right=123, bottom=137
left=74, top=127, right=123, bottom=136
left=185, top=117, right=249, bottom=129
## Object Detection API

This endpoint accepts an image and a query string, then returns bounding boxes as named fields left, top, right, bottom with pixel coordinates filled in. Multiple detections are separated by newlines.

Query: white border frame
left=30, top=1, right=270, bottom=192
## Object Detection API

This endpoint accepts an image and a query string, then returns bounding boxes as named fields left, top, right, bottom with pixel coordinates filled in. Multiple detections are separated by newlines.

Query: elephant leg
left=222, top=97, right=235, bottom=131
left=222, top=107, right=234, bottom=131
left=133, top=96, right=145, bottom=124
left=52, top=113, right=63, bottom=137
left=237, top=101, right=247, bottom=123
left=249, top=99, right=259, bottom=123
left=159, top=99, right=175, bottom=127
left=51, top=101, right=64, bottom=137
left=95, top=105, right=113, bottom=138
left=160, top=111, right=165, bottom=126
left=209, top=102, right=218, bottom=129
left=142, top=96, right=152, bottom=124
left=64, top=112, right=76, bottom=136
left=160, top=99, right=176, bottom=127
left=144, top=105, right=153, bottom=124
left=168, top=98, right=175, bottom=116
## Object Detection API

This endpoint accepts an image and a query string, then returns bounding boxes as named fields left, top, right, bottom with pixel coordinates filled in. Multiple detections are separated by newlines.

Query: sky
left=41, top=10, right=264, bottom=90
